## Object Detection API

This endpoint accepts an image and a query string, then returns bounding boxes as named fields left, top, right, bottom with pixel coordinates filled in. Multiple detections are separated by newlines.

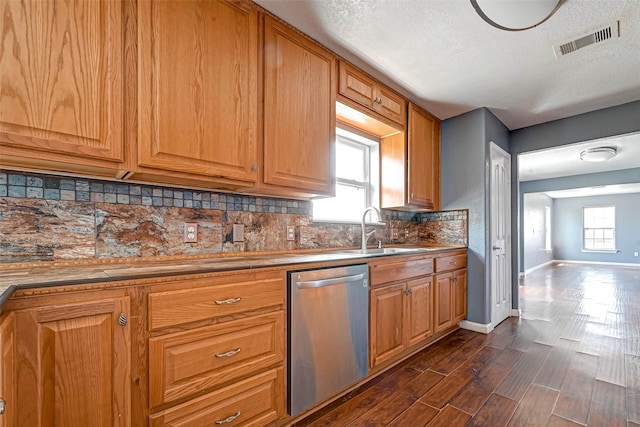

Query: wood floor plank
left=419, top=371, right=473, bottom=409
left=405, top=330, right=477, bottom=372
left=560, top=314, right=589, bottom=342
left=533, top=339, right=578, bottom=390
left=350, top=389, right=416, bottom=427
left=402, top=369, right=446, bottom=399
left=553, top=352, right=598, bottom=425
left=596, top=336, right=626, bottom=386
left=495, top=342, right=553, bottom=401
left=506, top=384, right=559, bottom=427
left=587, top=380, right=626, bottom=427
left=376, top=365, right=422, bottom=390
left=387, top=402, right=438, bottom=427
left=506, top=319, right=546, bottom=352
left=429, top=333, right=489, bottom=374
left=424, top=404, right=470, bottom=427
left=626, top=354, right=640, bottom=424
left=547, top=414, right=585, bottom=427
left=466, top=393, right=519, bottom=427
left=449, top=347, right=524, bottom=414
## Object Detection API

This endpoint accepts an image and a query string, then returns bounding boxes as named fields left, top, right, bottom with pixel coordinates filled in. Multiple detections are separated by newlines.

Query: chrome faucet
left=361, top=206, right=383, bottom=251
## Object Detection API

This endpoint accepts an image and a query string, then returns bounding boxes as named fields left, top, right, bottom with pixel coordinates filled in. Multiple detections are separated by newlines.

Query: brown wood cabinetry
left=381, top=103, right=441, bottom=210
left=0, top=0, right=124, bottom=177
left=0, top=313, right=15, bottom=427
left=369, top=255, right=435, bottom=368
left=13, top=294, right=131, bottom=426
left=434, top=252, right=468, bottom=333
left=338, top=62, right=406, bottom=127
left=261, top=16, right=337, bottom=197
left=135, top=0, right=258, bottom=186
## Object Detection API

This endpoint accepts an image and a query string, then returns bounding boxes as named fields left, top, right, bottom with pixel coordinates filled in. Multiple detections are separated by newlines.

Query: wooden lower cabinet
left=435, top=268, right=468, bottom=333
left=0, top=313, right=15, bottom=427
left=370, top=275, right=434, bottom=368
left=453, top=269, right=468, bottom=323
left=13, top=294, right=131, bottom=427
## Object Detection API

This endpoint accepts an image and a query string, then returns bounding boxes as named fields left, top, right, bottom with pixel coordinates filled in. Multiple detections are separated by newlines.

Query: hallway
left=296, top=262, right=640, bottom=426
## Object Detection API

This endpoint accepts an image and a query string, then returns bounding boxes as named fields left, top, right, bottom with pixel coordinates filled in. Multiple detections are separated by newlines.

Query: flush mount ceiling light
left=580, top=147, right=617, bottom=162
left=470, top=0, right=563, bottom=31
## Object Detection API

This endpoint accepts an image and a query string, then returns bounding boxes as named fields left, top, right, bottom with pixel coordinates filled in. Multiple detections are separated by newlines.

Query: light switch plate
left=233, top=224, right=245, bottom=242
left=184, top=223, right=198, bottom=243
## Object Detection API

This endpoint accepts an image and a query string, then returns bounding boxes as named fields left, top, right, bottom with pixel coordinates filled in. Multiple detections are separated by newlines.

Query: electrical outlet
left=391, top=227, right=399, bottom=240
left=635, top=251, right=639, bottom=257
left=233, top=224, right=244, bottom=242
left=184, top=223, right=197, bottom=243
left=286, top=226, right=296, bottom=241
left=404, top=228, right=410, bottom=238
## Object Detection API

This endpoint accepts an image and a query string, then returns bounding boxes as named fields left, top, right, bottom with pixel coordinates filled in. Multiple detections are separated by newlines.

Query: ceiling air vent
left=553, top=21, right=620, bottom=58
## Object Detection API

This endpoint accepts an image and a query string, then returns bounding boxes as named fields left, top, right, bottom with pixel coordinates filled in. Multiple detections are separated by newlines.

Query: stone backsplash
left=0, top=170, right=467, bottom=263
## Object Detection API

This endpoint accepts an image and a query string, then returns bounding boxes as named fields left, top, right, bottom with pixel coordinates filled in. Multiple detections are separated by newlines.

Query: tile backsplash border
left=0, top=170, right=468, bottom=263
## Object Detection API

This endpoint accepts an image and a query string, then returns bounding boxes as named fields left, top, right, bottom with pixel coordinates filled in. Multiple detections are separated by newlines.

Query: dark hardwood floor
left=295, top=262, right=640, bottom=426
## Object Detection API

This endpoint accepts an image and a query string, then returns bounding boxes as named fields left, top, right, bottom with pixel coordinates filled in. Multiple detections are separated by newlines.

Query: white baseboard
left=510, top=309, right=521, bottom=317
left=458, top=320, right=494, bottom=334
left=554, top=259, right=640, bottom=268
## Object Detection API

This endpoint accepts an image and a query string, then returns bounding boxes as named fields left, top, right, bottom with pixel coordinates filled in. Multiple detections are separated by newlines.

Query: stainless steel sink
left=335, top=247, right=427, bottom=255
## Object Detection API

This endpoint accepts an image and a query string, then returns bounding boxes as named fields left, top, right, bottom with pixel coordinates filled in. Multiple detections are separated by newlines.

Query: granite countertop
left=0, top=244, right=466, bottom=307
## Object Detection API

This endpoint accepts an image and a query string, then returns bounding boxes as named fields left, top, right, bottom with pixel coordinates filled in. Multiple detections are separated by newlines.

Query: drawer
left=148, top=270, right=285, bottom=330
left=149, top=311, right=285, bottom=407
left=370, top=256, right=433, bottom=285
left=434, top=254, right=467, bottom=272
left=149, top=368, right=284, bottom=427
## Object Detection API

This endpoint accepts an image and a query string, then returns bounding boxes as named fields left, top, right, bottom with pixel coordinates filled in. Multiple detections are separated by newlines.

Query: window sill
left=581, top=249, right=619, bottom=254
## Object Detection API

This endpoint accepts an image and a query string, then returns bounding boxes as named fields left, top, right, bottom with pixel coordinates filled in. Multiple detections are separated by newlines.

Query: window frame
left=582, top=205, right=616, bottom=252
left=544, top=206, right=551, bottom=252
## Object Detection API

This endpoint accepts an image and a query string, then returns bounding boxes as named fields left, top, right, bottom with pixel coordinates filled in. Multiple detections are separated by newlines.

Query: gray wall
left=553, top=193, right=640, bottom=264
left=441, top=108, right=509, bottom=325
left=522, top=193, right=554, bottom=271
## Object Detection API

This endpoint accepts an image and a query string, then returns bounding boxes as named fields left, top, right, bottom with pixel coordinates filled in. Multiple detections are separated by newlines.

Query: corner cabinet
left=0, top=0, right=125, bottom=178
left=381, top=103, right=441, bottom=210
left=12, top=293, right=131, bottom=426
left=261, top=16, right=337, bottom=197
left=135, top=0, right=258, bottom=187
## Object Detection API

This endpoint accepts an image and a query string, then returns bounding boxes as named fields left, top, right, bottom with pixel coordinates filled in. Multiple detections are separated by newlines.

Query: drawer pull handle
left=216, top=348, right=241, bottom=358
left=0, top=398, right=5, bottom=415
left=215, top=297, right=241, bottom=305
left=216, top=410, right=241, bottom=424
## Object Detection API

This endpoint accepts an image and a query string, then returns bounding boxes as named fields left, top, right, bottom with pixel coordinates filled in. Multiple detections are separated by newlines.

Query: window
left=544, top=206, right=551, bottom=251
left=583, top=206, right=615, bottom=250
left=312, top=127, right=379, bottom=222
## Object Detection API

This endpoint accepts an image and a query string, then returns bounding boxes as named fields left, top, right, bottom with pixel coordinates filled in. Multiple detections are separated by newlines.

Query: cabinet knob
left=118, top=313, right=127, bottom=327
left=0, top=398, right=5, bottom=415
left=252, top=164, right=257, bottom=172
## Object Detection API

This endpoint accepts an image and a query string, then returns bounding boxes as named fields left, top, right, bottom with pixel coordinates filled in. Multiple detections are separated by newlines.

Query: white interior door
left=490, top=143, right=511, bottom=327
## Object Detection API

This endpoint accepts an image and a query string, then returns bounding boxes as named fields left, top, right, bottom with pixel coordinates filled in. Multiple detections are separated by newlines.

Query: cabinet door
left=370, top=284, right=406, bottom=368
left=406, top=276, right=434, bottom=347
left=0, top=313, right=15, bottom=427
left=338, top=62, right=376, bottom=109
left=0, top=0, right=123, bottom=172
left=15, top=297, right=130, bottom=427
left=434, top=273, right=453, bottom=333
left=375, top=86, right=406, bottom=126
left=263, top=16, right=336, bottom=195
left=453, top=269, right=468, bottom=322
left=407, top=103, right=441, bottom=209
left=138, top=0, right=258, bottom=182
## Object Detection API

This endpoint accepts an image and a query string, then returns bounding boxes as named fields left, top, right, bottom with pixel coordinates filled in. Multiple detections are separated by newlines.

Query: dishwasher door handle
left=296, top=273, right=365, bottom=289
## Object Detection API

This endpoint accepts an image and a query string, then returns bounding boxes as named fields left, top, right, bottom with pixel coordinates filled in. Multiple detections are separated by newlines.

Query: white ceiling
left=543, top=183, right=640, bottom=198
left=255, top=0, right=640, bottom=130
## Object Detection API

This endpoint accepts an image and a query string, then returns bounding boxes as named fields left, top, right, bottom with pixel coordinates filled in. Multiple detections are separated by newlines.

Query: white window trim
left=582, top=205, right=616, bottom=252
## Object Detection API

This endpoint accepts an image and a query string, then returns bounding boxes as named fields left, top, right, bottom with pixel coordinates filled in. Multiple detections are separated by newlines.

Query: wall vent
left=553, top=21, right=620, bottom=58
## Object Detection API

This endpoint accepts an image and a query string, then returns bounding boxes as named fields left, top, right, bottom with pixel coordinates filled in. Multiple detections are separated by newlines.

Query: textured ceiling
left=255, top=0, right=640, bottom=130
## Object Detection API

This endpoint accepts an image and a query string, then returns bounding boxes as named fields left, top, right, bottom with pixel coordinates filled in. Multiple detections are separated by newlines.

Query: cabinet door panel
left=263, top=17, right=336, bottom=194
left=16, top=298, right=130, bottom=427
left=453, top=269, right=468, bottom=322
left=0, top=0, right=123, bottom=163
left=338, top=63, right=376, bottom=108
left=407, top=276, right=434, bottom=347
left=434, top=273, right=453, bottom=333
left=138, top=0, right=257, bottom=181
left=407, top=103, right=440, bottom=209
left=370, top=284, right=406, bottom=368
left=376, top=86, right=406, bottom=125
left=0, top=313, right=15, bottom=427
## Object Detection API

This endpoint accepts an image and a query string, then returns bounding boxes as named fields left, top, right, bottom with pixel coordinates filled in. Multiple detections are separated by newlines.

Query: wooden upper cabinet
left=408, top=103, right=441, bottom=209
left=262, top=16, right=336, bottom=196
left=136, top=0, right=258, bottom=184
left=0, top=0, right=124, bottom=176
left=381, top=103, right=441, bottom=210
left=338, top=62, right=406, bottom=127
left=14, top=296, right=131, bottom=426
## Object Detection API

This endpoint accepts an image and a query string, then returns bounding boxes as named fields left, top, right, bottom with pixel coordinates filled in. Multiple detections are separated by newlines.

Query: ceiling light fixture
left=470, top=0, right=563, bottom=31
left=580, top=147, right=617, bottom=162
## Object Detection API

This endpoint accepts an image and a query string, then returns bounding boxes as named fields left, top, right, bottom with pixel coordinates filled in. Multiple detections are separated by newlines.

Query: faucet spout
left=361, top=206, right=383, bottom=251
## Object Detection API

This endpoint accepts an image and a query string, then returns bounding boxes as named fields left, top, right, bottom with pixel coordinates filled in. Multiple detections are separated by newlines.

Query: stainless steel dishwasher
left=288, top=264, right=369, bottom=416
